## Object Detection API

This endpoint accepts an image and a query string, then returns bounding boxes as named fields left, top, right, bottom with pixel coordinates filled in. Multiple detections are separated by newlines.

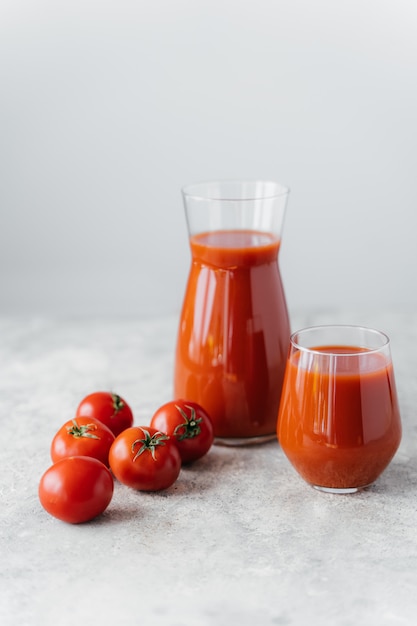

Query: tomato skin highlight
left=38, top=456, right=114, bottom=524
left=75, top=391, right=134, bottom=437
left=109, top=426, right=181, bottom=491
left=150, top=400, right=214, bottom=464
left=50, top=417, right=115, bottom=467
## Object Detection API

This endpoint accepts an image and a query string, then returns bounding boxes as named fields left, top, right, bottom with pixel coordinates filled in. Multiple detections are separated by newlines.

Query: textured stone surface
left=1, top=311, right=416, bottom=626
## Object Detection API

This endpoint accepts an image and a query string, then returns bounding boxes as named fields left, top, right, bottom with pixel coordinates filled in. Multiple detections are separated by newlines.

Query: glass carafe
left=174, top=180, right=290, bottom=444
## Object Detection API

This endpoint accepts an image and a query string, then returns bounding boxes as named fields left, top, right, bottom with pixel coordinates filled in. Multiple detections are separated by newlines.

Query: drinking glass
left=277, top=325, right=402, bottom=492
left=174, top=180, right=290, bottom=443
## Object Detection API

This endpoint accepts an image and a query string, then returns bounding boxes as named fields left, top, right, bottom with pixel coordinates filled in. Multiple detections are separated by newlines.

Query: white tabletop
left=1, top=310, right=416, bottom=626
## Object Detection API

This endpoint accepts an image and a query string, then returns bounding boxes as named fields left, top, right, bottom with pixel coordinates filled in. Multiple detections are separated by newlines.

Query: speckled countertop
left=1, top=310, right=416, bottom=626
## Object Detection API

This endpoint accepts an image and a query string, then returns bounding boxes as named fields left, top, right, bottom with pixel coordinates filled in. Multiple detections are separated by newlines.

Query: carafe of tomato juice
left=174, top=180, right=290, bottom=443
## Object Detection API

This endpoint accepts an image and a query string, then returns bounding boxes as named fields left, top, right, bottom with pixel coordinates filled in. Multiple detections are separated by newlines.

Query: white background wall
left=1, top=0, right=416, bottom=318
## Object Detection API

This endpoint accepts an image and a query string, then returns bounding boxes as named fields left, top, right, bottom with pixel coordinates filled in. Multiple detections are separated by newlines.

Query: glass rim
left=181, top=179, right=290, bottom=202
left=290, top=324, right=390, bottom=356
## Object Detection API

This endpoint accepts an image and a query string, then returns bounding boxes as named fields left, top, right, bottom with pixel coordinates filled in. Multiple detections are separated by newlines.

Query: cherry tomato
left=39, top=456, right=114, bottom=524
left=150, top=400, right=214, bottom=464
left=109, top=426, right=181, bottom=491
left=76, top=391, right=134, bottom=437
left=50, top=417, right=115, bottom=467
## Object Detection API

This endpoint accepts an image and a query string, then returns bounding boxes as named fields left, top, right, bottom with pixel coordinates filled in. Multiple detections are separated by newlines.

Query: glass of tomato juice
left=174, top=180, right=290, bottom=443
left=277, top=325, right=402, bottom=493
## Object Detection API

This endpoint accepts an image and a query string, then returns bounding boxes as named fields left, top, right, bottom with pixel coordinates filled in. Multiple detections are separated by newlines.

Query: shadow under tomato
left=150, top=441, right=280, bottom=499
left=87, top=504, right=144, bottom=525
left=82, top=440, right=283, bottom=524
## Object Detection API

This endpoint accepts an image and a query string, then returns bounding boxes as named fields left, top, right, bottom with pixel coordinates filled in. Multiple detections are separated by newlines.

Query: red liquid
left=277, top=346, right=402, bottom=489
left=174, top=230, right=290, bottom=439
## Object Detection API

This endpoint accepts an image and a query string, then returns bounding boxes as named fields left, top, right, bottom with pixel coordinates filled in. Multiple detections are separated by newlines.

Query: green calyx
left=67, top=419, right=100, bottom=440
left=131, top=428, right=169, bottom=461
left=111, top=393, right=125, bottom=415
left=173, top=404, right=202, bottom=441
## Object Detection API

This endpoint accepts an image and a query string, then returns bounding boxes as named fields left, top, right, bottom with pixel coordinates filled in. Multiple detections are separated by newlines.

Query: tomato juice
left=174, top=229, right=290, bottom=439
left=277, top=345, right=402, bottom=490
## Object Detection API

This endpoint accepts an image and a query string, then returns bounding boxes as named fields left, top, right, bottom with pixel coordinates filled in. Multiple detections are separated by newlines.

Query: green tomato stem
left=173, top=405, right=202, bottom=441
left=67, top=419, right=100, bottom=440
left=131, top=428, right=169, bottom=461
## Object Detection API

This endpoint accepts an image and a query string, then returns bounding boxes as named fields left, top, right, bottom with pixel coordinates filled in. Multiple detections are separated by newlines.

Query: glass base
left=312, top=484, right=370, bottom=494
left=214, top=433, right=276, bottom=447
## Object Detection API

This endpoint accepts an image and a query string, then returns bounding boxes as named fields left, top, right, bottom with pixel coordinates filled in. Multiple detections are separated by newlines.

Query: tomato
left=150, top=400, right=214, bottom=464
left=50, top=417, right=115, bottom=467
left=38, top=456, right=114, bottom=524
left=109, top=426, right=181, bottom=491
left=75, top=391, right=134, bottom=436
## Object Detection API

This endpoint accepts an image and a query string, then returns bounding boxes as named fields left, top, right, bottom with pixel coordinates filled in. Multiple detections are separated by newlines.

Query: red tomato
left=150, top=400, right=214, bottom=464
left=38, top=456, right=114, bottom=524
left=109, top=426, right=181, bottom=491
left=76, top=391, right=134, bottom=436
left=50, top=417, right=115, bottom=467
